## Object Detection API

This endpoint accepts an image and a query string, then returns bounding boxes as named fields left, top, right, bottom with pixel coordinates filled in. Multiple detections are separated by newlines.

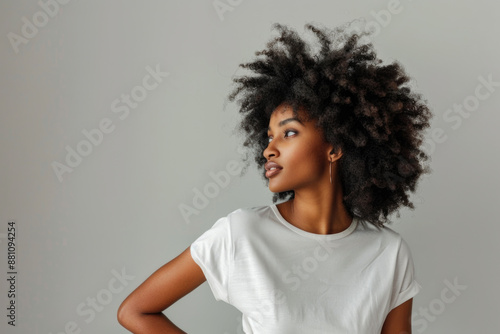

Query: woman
left=117, top=21, right=432, bottom=333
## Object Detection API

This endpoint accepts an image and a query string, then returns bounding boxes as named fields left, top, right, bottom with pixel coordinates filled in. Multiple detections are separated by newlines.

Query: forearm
left=119, top=312, right=187, bottom=334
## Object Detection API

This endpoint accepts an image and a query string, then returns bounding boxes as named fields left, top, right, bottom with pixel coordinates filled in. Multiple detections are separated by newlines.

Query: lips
left=265, top=161, right=283, bottom=178
left=265, top=161, right=282, bottom=171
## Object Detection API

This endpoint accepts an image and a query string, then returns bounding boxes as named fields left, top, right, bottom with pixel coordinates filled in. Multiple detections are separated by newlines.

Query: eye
left=267, top=129, right=297, bottom=142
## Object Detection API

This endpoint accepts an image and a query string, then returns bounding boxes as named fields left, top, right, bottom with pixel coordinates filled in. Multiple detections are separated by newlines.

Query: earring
left=329, top=160, right=332, bottom=184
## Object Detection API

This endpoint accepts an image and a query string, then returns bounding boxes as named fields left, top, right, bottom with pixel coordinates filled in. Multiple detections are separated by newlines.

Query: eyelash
left=267, top=129, right=297, bottom=142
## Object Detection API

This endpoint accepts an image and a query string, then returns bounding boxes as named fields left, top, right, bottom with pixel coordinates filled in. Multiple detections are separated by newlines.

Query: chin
left=267, top=182, right=281, bottom=193
left=268, top=180, right=292, bottom=194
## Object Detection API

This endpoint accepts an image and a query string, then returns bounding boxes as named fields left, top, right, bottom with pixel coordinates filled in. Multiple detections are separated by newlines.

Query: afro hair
left=227, top=21, right=433, bottom=228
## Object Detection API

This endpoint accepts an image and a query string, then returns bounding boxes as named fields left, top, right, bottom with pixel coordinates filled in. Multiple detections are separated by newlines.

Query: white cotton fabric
left=190, top=204, right=420, bottom=334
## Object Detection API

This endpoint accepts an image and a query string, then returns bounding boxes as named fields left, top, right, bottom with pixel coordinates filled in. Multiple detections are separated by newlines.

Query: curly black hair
left=227, top=21, right=433, bottom=228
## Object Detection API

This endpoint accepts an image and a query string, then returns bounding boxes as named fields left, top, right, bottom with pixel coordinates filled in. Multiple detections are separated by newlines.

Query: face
left=263, top=102, right=339, bottom=194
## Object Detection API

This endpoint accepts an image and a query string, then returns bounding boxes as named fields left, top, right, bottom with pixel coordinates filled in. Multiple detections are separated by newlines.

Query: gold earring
left=329, top=160, right=332, bottom=184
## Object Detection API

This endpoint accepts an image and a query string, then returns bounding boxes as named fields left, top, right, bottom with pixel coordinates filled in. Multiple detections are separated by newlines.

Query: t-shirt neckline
left=270, top=203, right=358, bottom=240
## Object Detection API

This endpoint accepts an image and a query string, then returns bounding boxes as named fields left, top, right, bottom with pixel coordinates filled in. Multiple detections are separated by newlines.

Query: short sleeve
left=390, top=237, right=421, bottom=310
left=190, top=216, right=232, bottom=303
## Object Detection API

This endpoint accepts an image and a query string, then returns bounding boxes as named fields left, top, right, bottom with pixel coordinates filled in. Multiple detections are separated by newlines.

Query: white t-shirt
left=190, top=204, right=420, bottom=334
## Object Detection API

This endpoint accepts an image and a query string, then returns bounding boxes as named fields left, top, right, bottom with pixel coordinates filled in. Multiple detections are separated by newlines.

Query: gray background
left=1, top=0, right=498, bottom=333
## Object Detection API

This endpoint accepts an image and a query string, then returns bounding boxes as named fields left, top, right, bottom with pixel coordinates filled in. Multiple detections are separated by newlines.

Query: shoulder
left=354, top=222, right=417, bottom=277
left=356, top=219, right=407, bottom=251
left=219, top=205, right=274, bottom=237
left=375, top=225, right=416, bottom=262
left=224, top=204, right=272, bottom=223
left=197, top=205, right=270, bottom=237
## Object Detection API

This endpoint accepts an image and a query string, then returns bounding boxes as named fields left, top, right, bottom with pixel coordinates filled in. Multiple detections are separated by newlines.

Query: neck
left=279, top=167, right=353, bottom=235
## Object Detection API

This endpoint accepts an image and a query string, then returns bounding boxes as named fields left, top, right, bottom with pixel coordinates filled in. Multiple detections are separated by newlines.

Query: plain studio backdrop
left=0, top=0, right=498, bottom=333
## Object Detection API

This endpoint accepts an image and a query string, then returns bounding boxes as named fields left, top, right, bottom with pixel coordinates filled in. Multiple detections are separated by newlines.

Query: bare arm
left=380, top=298, right=413, bottom=334
left=117, top=246, right=206, bottom=333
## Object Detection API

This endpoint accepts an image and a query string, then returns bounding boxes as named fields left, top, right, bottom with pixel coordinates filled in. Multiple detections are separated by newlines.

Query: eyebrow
left=267, top=117, right=303, bottom=132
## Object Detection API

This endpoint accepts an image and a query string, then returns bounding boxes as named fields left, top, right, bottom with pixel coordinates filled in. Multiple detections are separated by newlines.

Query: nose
left=263, top=138, right=278, bottom=160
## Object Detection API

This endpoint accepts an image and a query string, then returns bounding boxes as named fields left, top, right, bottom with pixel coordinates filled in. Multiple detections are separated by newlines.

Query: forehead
left=268, top=103, right=309, bottom=125
left=267, top=103, right=327, bottom=143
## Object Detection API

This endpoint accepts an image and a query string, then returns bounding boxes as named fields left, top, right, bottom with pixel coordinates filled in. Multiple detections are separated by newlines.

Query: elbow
left=116, top=301, right=127, bottom=327
left=117, top=299, right=135, bottom=329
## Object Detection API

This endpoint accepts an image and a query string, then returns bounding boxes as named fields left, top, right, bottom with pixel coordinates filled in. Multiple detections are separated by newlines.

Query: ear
left=328, top=146, right=343, bottom=162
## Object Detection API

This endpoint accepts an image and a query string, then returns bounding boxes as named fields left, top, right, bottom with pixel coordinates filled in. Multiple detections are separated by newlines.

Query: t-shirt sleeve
left=390, top=236, right=421, bottom=310
left=189, top=215, right=232, bottom=304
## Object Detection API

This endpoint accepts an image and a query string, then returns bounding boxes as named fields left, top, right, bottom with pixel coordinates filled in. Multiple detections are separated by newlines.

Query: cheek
left=286, top=144, right=324, bottom=172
